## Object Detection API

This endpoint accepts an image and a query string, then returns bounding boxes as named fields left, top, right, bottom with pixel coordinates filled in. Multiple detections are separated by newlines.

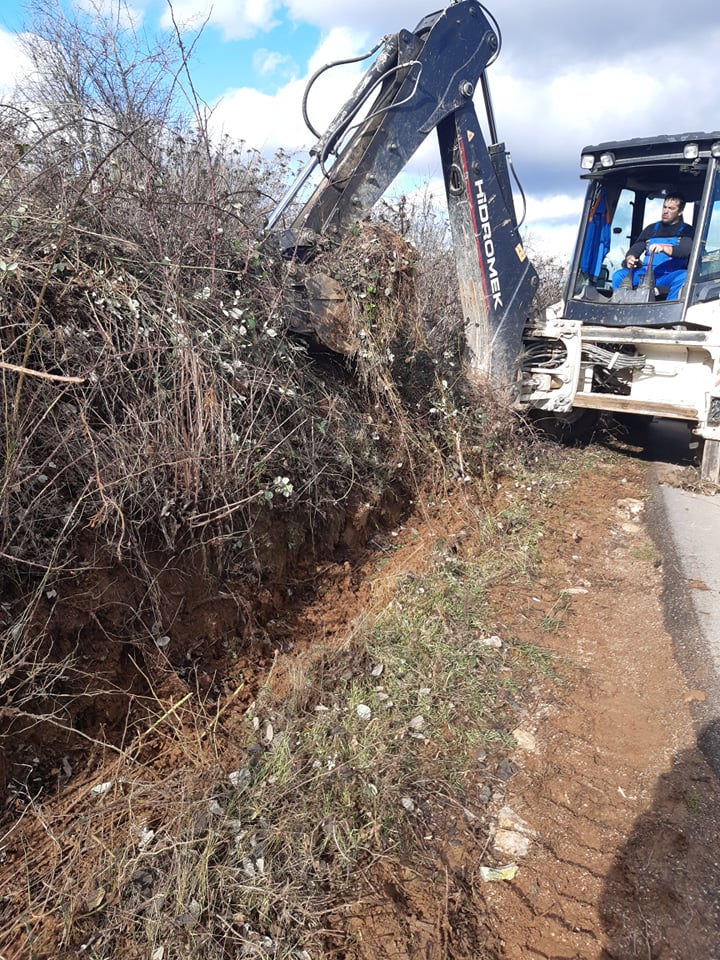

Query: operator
left=611, top=193, right=694, bottom=299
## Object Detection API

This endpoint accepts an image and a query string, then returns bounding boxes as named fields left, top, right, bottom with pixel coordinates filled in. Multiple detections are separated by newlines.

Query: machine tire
left=530, top=408, right=600, bottom=445
left=612, top=412, right=654, bottom=445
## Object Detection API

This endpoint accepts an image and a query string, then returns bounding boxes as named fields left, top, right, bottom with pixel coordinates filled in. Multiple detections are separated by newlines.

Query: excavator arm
left=269, top=0, right=538, bottom=386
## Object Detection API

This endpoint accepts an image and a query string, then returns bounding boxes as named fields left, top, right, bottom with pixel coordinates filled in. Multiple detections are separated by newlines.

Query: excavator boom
left=270, top=0, right=538, bottom=386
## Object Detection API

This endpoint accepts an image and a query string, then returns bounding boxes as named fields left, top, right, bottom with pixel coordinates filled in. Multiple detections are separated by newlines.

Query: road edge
left=646, top=472, right=720, bottom=774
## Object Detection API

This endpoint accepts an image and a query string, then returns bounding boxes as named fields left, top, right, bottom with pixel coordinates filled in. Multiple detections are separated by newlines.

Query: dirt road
left=477, top=455, right=720, bottom=959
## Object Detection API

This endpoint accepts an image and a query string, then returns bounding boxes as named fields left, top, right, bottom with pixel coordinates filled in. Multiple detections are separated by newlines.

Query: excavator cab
left=576, top=188, right=697, bottom=303
left=521, top=133, right=720, bottom=484
left=564, top=134, right=720, bottom=324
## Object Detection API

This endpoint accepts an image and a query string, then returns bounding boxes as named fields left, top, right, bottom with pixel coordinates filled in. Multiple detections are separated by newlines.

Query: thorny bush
left=0, top=0, right=526, bottom=842
left=0, top=3, right=555, bottom=956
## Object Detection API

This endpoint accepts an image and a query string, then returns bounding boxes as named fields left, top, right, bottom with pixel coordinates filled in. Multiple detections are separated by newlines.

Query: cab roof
left=581, top=132, right=720, bottom=160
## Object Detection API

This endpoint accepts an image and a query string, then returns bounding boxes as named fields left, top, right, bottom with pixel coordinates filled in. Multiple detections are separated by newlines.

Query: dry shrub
left=0, top=134, right=520, bottom=781
left=0, top=0, right=527, bottom=875
left=0, top=4, right=547, bottom=957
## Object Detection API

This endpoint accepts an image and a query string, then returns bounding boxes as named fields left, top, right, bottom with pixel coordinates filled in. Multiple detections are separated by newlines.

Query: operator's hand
left=625, top=253, right=641, bottom=268
left=647, top=242, right=673, bottom=256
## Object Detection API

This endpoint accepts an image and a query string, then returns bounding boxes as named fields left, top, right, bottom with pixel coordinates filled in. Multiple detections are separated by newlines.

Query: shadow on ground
left=602, top=414, right=699, bottom=468
left=599, top=719, right=720, bottom=959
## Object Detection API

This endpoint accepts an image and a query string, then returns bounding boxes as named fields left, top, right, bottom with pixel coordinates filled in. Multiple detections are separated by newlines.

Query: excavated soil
left=326, top=457, right=720, bottom=959
left=2, top=454, right=719, bottom=959
left=476, top=461, right=720, bottom=959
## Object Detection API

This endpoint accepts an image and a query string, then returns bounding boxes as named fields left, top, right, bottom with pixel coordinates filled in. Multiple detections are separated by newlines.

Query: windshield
left=572, top=177, right=698, bottom=304
left=694, top=162, right=720, bottom=291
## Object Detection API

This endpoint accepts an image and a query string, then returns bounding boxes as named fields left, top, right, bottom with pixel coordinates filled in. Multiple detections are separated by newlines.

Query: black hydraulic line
left=316, top=60, right=423, bottom=181
left=309, top=34, right=402, bottom=168
left=477, top=2, right=502, bottom=63
left=507, top=152, right=529, bottom=229
left=301, top=39, right=386, bottom=140
left=479, top=72, right=499, bottom=146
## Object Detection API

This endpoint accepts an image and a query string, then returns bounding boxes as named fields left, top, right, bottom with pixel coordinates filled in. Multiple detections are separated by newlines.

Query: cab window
left=698, top=174, right=720, bottom=283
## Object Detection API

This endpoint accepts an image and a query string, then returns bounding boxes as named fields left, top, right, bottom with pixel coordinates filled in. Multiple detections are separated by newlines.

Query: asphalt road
left=644, top=419, right=720, bottom=773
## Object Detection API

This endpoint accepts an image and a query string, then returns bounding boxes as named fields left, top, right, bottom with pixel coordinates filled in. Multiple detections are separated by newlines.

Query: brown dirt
left=322, top=456, right=720, bottom=959
left=2, top=454, right=719, bottom=959
left=475, top=461, right=720, bottom=960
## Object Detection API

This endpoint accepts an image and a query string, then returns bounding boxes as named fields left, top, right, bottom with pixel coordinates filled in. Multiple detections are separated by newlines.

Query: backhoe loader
left=268, top=0, right=720, bottom=485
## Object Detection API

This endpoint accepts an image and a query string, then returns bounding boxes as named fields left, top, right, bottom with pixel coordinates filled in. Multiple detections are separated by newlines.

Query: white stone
left=494, top=828, right=532, bottom=859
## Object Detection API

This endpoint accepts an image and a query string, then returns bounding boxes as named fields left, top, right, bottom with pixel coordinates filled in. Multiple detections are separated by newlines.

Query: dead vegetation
left=0, top=2, right=565, bottom=957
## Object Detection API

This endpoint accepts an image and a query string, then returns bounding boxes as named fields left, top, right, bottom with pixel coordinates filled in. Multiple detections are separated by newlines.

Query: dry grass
left=0, top=471, right=564, bottom=959
left=0, top=3, right=562, bottom=956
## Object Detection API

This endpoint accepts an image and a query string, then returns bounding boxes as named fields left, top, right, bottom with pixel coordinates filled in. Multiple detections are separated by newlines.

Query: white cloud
left=306, top=26, right=372, bottom=74
left=162, top=0, right=283, bottom=40
left=161, top=0, right=472, bottom=44
left=74, top=0, right=145, bottom=29
left=253, top=48, right=295, bottom=78
left=284, top=0, right=425, bottom=33
left=0, top=28, right=33, bottom=96
left=210, top=77, right=313, bottom=153
left=523, top=221, right=580, bottom=263
left=525, top=193, right=583, bottom=226
left=212, top=27, right=373, bottom=153
left=522, top=193, right=584, bottom=260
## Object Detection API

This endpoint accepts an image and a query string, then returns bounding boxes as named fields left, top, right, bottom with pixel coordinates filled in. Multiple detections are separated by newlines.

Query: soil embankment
left=2, top=452, right=719, bottom=959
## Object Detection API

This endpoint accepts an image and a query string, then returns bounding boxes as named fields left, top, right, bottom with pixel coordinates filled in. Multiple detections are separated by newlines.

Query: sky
left=1, top=0, right=719, bottom=259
